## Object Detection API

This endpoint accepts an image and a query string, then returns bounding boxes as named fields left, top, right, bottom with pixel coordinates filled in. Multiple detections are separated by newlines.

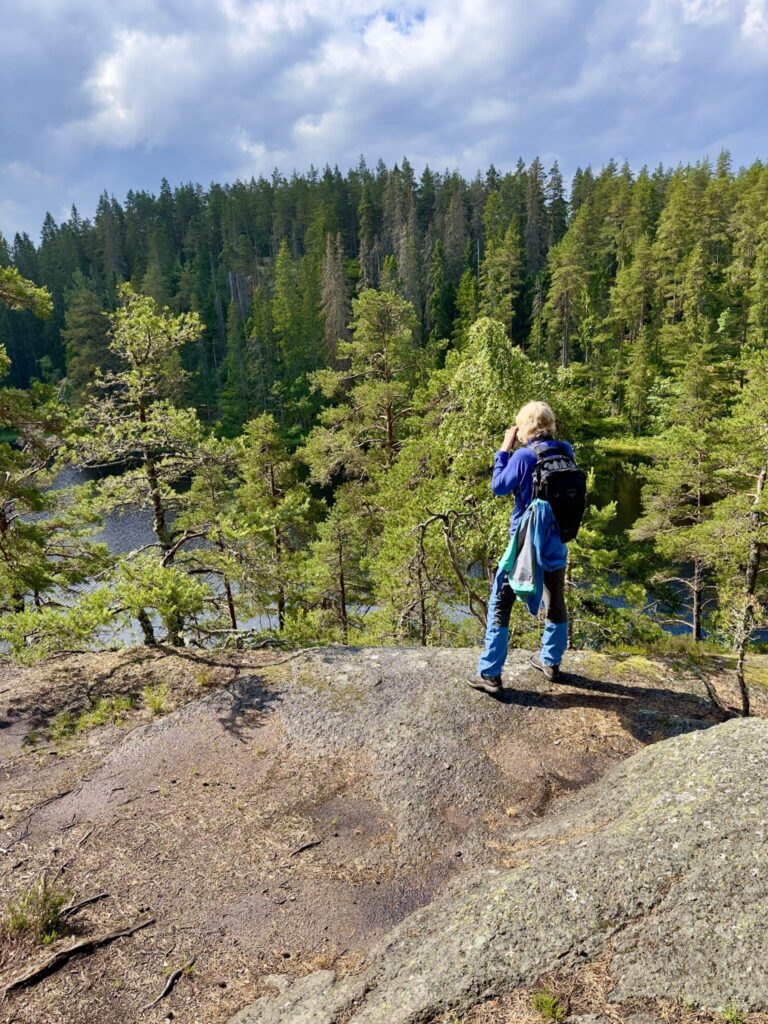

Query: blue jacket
left=499, top=499, right=568, bottom=615
left=492, top=438, right=575, bottom=537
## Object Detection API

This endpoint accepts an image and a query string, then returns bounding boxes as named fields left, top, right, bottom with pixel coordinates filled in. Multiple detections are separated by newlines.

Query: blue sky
left=2, top=0, right=768, bottom=241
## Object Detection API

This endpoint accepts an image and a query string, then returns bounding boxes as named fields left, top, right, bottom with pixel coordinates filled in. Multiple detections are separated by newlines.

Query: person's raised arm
left=500, top=426, right=519, bottom=453
left=492, top=426, right=521, bottom=495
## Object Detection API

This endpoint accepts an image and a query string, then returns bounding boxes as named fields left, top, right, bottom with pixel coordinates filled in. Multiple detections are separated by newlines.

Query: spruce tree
left=426, top=240, right=453, bottom=346
left=61, top=274, right=112, bottom=400
left=480, top=220, right=522, bottom=340
left=321, top=232, right=350, bottom=361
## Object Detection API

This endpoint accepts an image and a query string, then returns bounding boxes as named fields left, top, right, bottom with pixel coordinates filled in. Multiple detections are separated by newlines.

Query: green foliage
left=115, top=556, right=209, bottom=640
left=720, top=1003, right=748, bottom=1024
left=0, top=266, right=52, bottom=318
left=2, top=155, right=767, bottom=700
left=142, top=680, right=170, bottom=715
left=76, top=695, right=134, bottom=731
left=60, top=274, right=112, bottom=399
left=0, top=588, right=114, bottom=664
left=229, top=413, right=314, bottom=631
left=2, top=877, right=70, bottom=945
left=531, top=990, right=566, bottom=1023
left=45, top=696, right=135, bottom=745
left=302, top=288, right=423, bottom=483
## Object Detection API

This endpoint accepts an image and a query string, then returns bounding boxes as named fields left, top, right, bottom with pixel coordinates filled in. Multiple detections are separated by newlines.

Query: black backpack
left=530, top=440, right=587, bottom=542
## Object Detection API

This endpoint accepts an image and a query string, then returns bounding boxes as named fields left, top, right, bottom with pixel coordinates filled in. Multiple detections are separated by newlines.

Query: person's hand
left=501, top=426, right=519, bottom=453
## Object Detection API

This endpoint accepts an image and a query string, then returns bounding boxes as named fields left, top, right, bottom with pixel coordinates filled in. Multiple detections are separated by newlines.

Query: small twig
left=141, top=955, right=196, bottom=1011
left=77, top=826, right=96, bottom=848
left=290, top=838, right=323, bottom=857
left=3, top=917, right=155, bottom=996
left=61, top=891, right=111, bottom=920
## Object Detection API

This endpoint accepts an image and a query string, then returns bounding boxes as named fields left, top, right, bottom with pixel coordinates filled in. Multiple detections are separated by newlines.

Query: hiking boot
left=468, top=674, right=503, bottom=694
left=530, top=654, right=561, bottom=682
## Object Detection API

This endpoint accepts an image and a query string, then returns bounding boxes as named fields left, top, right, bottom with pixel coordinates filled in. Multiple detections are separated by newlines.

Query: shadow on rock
left=495, top=669, right=716, bottom=744
left=215, top=673, right=282, bottom=742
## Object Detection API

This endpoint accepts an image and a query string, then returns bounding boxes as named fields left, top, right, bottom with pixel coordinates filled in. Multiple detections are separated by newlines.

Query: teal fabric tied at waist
left=499, top=498, right=568, bottom=613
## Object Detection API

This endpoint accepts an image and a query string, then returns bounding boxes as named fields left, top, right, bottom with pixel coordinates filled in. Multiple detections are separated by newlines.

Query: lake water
left=57, top=455, right=647, bottom=560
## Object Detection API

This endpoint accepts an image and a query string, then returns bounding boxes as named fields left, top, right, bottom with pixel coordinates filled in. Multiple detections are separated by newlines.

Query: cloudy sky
left=2, top=0, right=768, bottom=241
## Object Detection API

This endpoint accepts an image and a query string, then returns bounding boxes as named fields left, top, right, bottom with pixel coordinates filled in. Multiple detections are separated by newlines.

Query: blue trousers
left=477, top=565, right=568, bottom=679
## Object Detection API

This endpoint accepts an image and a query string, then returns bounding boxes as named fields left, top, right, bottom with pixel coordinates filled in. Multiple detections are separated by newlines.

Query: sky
left=2, top=0, right=768, bottom=242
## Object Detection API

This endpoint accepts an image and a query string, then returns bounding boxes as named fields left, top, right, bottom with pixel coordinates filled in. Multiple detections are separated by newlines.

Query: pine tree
left=0, top=266, right=52, bottom=318
left=624, top=327, right=655, bottom=433
left=453, top=265, right=479, bottom=347
left=272, top=239, right=302, bottom=382
left=233, top=414, right=313, bottom=631
left=244, top=282, right=277, bottom=417
left=704, top=346, right=768, bottom=714
left=298, top=484, right=372, bottom=643
left=631, top=345, right=724, bottom=641
left=301, top=289, right=421, bottom=483
left=0, top=273, right=112, bottom=661
left=70, top=285, right=208, bottom=645
left=442, top=182, right=468, bottom=284
left=220, top=298, right=251, bottom=431
left=543, top=208, right=591, bottom=366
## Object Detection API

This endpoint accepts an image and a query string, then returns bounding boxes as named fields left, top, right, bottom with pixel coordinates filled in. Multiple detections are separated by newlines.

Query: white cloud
left=2, top=161, right=51, bottom=184
left=64, top=29, right=207, bottom=148
left=742, top=0, right=768, bottom=49
left=680, top=0, right=732, bottom=25
left=2, top=0, right=768, bottom=239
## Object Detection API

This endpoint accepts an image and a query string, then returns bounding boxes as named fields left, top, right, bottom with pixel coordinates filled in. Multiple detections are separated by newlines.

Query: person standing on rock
left=470, top=401, right=585, bottom=694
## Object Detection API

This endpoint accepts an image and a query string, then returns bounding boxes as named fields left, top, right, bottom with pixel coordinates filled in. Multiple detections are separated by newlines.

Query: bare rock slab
left=231, top=719, right=768, bottom=1023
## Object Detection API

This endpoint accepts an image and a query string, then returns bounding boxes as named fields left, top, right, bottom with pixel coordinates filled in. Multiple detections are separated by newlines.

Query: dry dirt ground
left=0, top=644, right=765, bottom=1024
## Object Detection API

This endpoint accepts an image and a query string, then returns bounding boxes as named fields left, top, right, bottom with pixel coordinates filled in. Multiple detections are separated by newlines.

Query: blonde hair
left=515, top=401, right=556, bottom=443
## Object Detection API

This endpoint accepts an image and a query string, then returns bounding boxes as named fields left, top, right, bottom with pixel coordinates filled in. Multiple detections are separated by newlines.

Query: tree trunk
left=137, top=608, right=157, bottom=646
left=692, top=557, right=703, bottom=642
left=385, top=402, right=395, bottom=467
left=733, top=463, right=767, bottom=717
left=213, top=532, right=238, bottom=631
left=562, top=292, right=570, bottom=368
left=268, top=463, right=286, bottom=631
left=338, top=538, right=348, bottom=644
left=138, top=401, right=173, bottom=554
left=224, top=577, right=237, bottom=631
left=418, top=562, right=428, bottom=647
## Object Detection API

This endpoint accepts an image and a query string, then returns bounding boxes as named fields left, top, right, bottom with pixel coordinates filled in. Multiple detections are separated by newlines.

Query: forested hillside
left=1, top=154, right=766, bottom=712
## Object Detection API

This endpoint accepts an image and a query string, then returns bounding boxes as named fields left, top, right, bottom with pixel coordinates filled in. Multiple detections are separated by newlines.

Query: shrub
left=75, top=695, right=134, bottom=732
left=2, top=878, right=70, bottom=945
left=531, top=990, right=566, bottom=1023
left=142, top=681, right=170, bottom=715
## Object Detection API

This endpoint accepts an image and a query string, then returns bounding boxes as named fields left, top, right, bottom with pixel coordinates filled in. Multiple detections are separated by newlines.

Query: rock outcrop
left=232, top=718, right=768, bottom=1023
left=2, top=645, right=762, bottom=1024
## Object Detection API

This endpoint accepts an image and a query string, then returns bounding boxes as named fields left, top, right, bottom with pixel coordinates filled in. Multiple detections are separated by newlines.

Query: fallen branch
left=290, top=838, right=322, bottom=857
left=61, top=891, right=111, bottom=920
left=76, top=825, right=96, bottom=848
left=142, top=955, right=196, bottom=1011
left=3, top=917, right=155, bottom=997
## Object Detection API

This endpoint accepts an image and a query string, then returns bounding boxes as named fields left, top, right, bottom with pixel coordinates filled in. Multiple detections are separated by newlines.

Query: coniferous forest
left=1, top=154, right=767, bottom=713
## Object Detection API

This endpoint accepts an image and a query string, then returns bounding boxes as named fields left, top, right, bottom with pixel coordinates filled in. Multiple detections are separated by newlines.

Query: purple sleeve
left=491, top=450, right=525, bottom=496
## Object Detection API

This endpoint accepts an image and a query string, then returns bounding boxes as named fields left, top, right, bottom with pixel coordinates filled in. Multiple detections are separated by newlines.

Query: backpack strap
left=529, top=439, right=567, bottom=458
